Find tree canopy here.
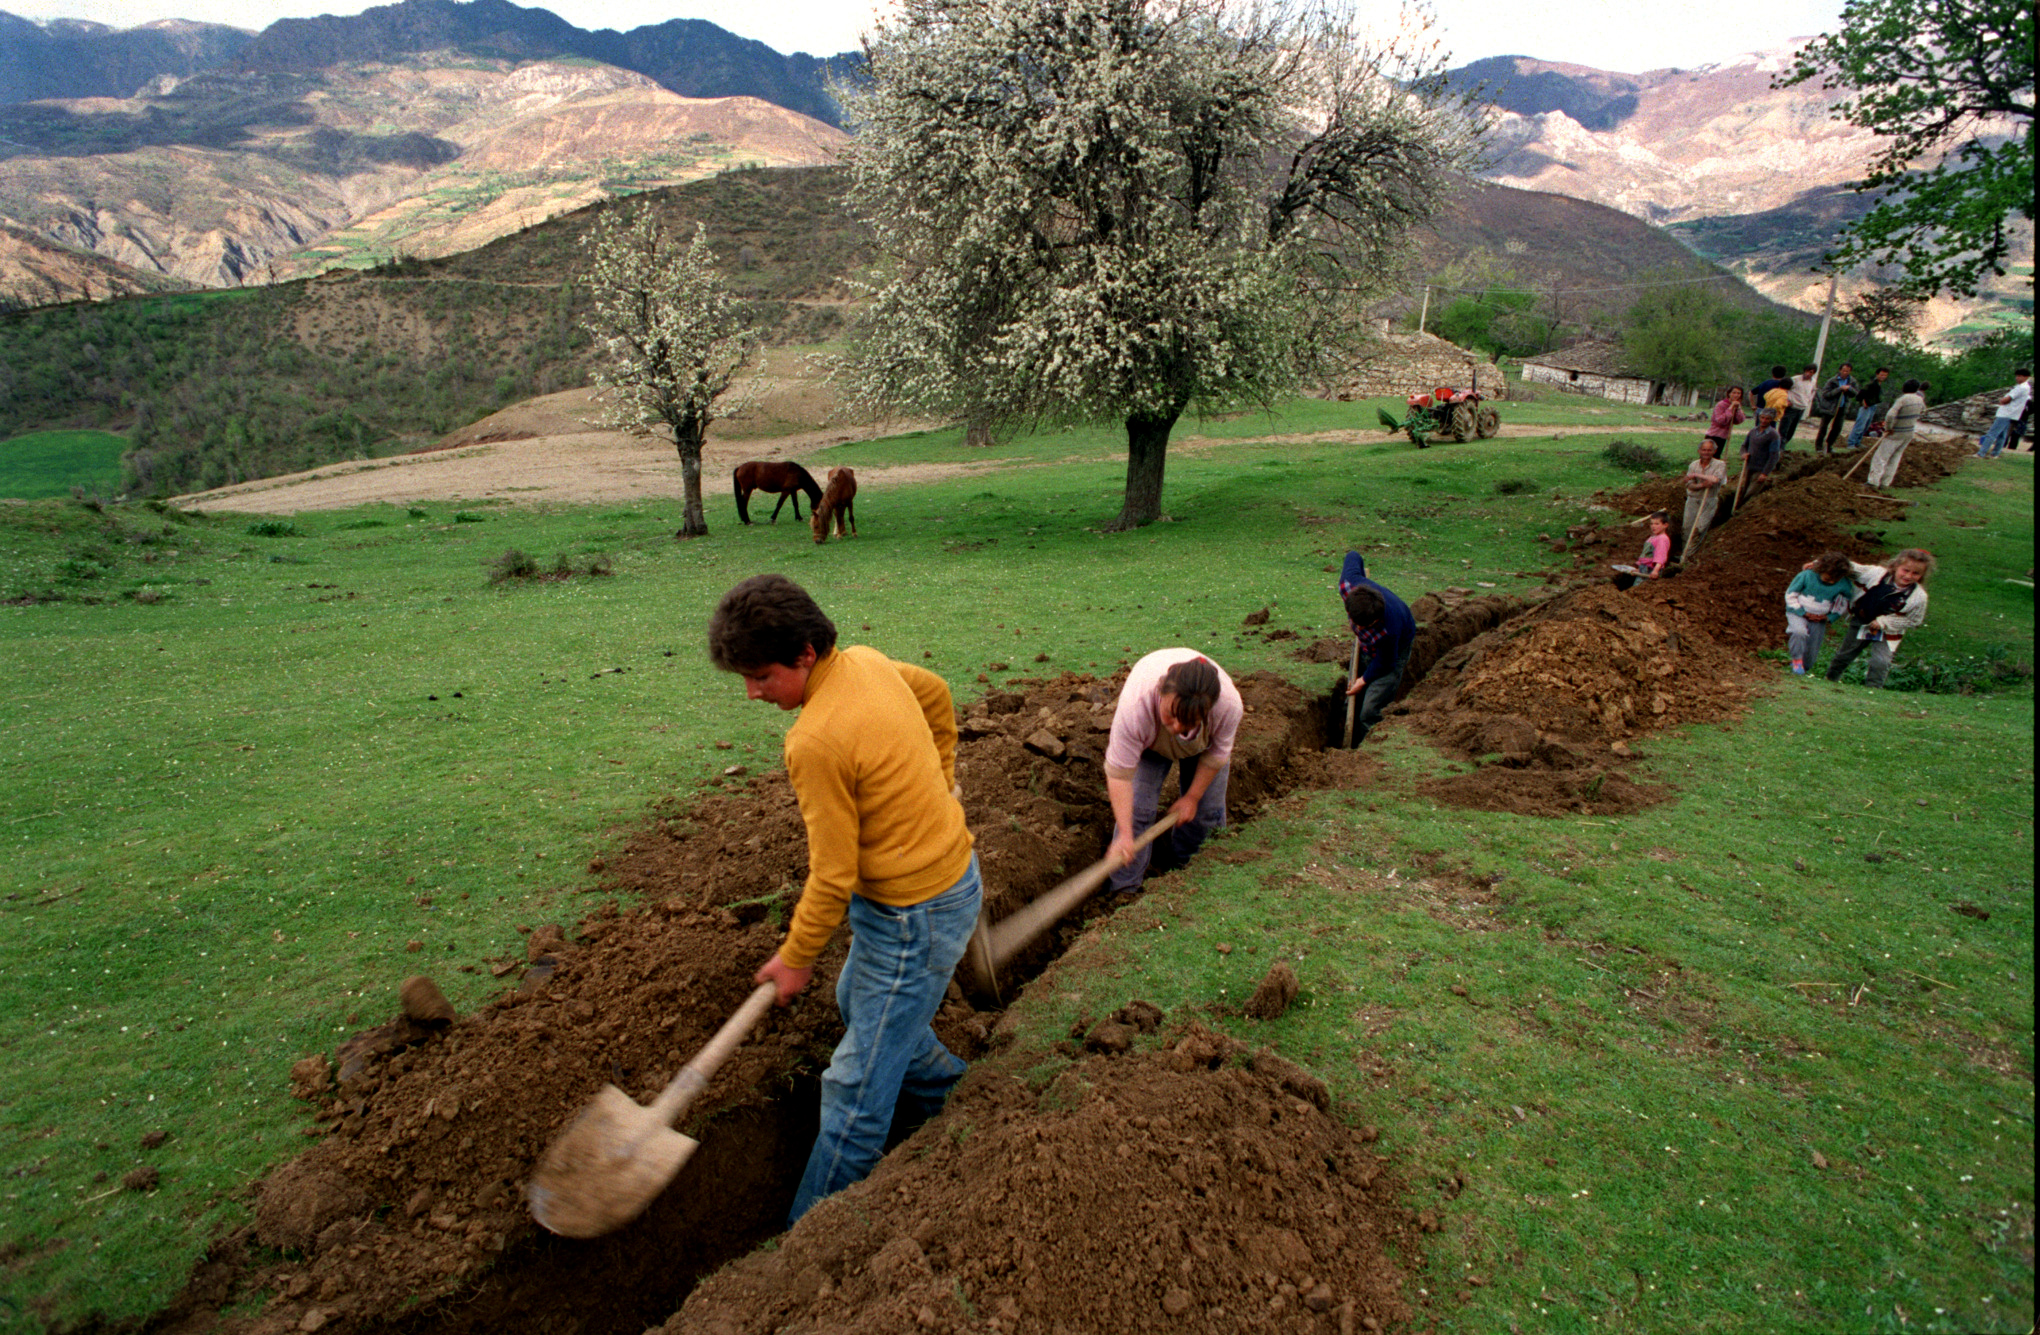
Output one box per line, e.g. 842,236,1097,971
838,0,1483,528
581,206,758,537
1778,0,2035,297
1620,282,1745,393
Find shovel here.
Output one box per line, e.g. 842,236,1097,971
962,812,1179,1003
528,980,778,1238
1343,639,1361,748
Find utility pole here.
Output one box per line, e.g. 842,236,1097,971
1811,271,1838,371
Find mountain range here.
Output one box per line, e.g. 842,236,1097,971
0,6,2027,345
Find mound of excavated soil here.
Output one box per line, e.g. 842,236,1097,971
156,670,1365,1335
1392,448,1951,815
672,1021,1422,1335
1405,583,1749,757
1416,766,1677,818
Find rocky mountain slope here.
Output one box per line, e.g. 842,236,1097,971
0,10,249,103
1452,50,2032,343
0,52,844,301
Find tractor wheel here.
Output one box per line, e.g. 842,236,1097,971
1476,407,1501,439
1447,403,1475,442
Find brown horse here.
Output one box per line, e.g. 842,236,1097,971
733,460,822,525
810,468,857,544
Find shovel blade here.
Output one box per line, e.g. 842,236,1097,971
529,1085,700,1238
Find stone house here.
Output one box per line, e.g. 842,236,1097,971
1519,339,1704,406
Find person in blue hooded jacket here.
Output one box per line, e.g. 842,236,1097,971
1337,552,1416,747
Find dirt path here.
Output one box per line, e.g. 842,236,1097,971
173,389,1672,515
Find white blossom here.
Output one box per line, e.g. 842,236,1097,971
839,0,1484,528
582,205,761,537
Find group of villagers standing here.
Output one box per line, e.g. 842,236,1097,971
705,558,1410,1226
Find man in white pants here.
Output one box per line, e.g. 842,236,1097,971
1866,379,1927,488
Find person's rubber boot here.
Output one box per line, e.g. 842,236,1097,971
1791,659,1805,675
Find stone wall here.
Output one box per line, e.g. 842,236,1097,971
1328,330,1506,401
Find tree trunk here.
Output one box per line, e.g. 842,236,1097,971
673,424,708,538
1103,410,1180,531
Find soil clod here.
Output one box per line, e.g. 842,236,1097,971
400,975,459,1025
1244,962,1300,1019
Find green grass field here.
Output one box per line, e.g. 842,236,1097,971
0,430,129,501
0,405,2030,1331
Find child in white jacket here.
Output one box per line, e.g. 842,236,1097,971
1784,551,1857,675
1821,549,1933,688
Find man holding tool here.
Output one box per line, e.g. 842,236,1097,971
709,573,980,1225
1339,551,1416,747
1103,649,1242,892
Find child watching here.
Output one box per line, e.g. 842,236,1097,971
1784,551,1856,675
1821,549,1933,688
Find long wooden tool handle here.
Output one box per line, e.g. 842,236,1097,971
987,812,1181,970
647,981,777,1126
1343,640,1361,748
1840,447,1874,483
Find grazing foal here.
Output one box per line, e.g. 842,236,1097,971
810,468,858,544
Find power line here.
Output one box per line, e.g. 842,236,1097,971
1421,273,1740,298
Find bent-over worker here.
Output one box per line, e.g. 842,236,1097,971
1338,551,1416,746
709,574,980,1225
1104,649,1243,893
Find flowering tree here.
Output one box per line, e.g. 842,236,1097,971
839,0,1482,529
582,205,759,537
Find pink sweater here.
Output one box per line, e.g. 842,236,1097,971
1104,650,1244,780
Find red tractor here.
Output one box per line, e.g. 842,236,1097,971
1377,384,1501,447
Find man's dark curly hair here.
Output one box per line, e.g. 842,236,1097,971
708,574,838,671
1343,584,1386,629
1160,656,1219,733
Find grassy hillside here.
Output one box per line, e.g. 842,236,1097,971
0,168,863,497
0,401,2029,1330
0,428,128,499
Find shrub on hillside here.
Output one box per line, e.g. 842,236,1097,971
1603,440,1671,473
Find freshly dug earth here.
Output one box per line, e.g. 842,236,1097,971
151,670,1381,1335
672,1021,1423,1335
1379,445,1959,816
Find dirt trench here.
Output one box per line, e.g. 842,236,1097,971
137,443,1970,1334
144,669,1436,1335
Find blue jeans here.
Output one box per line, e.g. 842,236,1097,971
788,855,981,1224
1350,643,1412,746
1977,417,2015,457
1846,404,1880,449
1106,752,1228,891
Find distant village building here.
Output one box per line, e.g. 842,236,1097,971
1518,340,1704,406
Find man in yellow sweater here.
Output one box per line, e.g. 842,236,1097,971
708,574,980,1224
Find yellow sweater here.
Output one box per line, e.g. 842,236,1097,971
778,645,974,968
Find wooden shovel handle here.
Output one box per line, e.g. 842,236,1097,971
1343,639,1361,747
647,981,777,1126
987,812,1181,969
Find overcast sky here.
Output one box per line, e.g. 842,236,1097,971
14,0,1846,72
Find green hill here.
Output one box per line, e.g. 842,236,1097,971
0,427,127,499
0,167,864,496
